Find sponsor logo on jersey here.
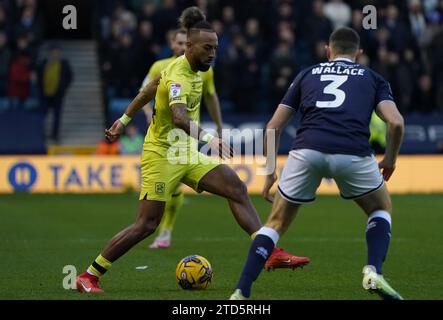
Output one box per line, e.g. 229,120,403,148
170,83,181,97
155,182,165,195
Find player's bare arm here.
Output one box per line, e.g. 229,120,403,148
262,105,294,202
171,103,233,159
105,75,161,142
204,92,223,135
376,100,405,181
142,104,153,124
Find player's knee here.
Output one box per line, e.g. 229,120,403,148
372,197,392,214
132,220,158,240
384,197,392,213
229,180,248,201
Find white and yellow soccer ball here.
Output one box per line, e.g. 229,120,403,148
175,255,213,290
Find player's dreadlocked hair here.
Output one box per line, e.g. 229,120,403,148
179,6,213,35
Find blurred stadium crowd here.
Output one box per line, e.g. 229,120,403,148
1,0,443,153
0,0,43,103
97,0,443,114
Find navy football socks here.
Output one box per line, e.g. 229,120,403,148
236,234,276,298
366,211,392,274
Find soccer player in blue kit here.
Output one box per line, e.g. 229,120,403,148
230,27,405,300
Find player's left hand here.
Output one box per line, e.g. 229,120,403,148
105,119,125,142
378,158,396,181
262,172,278,202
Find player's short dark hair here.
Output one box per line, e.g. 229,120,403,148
172,28,187,39
329,27,360,55
179,6,213,35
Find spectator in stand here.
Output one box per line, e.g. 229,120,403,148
412,74,435,113
7,51,32,104
152,0,179,44
135,20,158,83
277,1,297,30
138,1,156,23
37,44,73,143
244,18,263,62
101,19,123,94
14,3,43,46
15,32,37,67
439,0,443,18
112,2,137,34
0,3,12,37
119,123,144,155
220,5,240,37
323,0,351,29
96,138,120,155
109,33,138,97
304,0,333,48
0,31,10,96
269,40,299,110
427,27,443,111
408,0,427,42
396,47,422,112
382,4,412,54
232,43,260,113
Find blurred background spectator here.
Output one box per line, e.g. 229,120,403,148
96,137,120,155
7,51,32,103
37,43,72,143
94,0,443,115
120,123,144,155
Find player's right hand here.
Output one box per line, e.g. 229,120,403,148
262,172,278,202
378,158,396,181
105,119,125,142
210,137,234,160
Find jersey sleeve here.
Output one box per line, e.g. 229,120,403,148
166,73,191,107
375,74,394,106
280,70,305,110
202,67,215,97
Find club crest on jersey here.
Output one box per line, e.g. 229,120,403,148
170,83,181,98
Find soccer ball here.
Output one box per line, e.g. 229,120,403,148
175,255,213,290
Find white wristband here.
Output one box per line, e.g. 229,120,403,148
119,114,132,126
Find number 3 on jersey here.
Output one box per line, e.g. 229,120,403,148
316,75,348,108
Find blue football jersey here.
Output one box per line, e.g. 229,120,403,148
281,58,394,156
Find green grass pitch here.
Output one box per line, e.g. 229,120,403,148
1,193,442,300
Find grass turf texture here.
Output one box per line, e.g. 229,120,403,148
1,193,442,300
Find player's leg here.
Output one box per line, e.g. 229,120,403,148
230,149,323,299
77,200,165,293
77,148,181,293
195,164,262,235
355,184,392,274
101,200,165,261
231,192,307,299
333,154,403,299
355,186,403,299
149,185,185,249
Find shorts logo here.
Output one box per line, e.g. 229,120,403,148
155,182,165,195
170,83,181,98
